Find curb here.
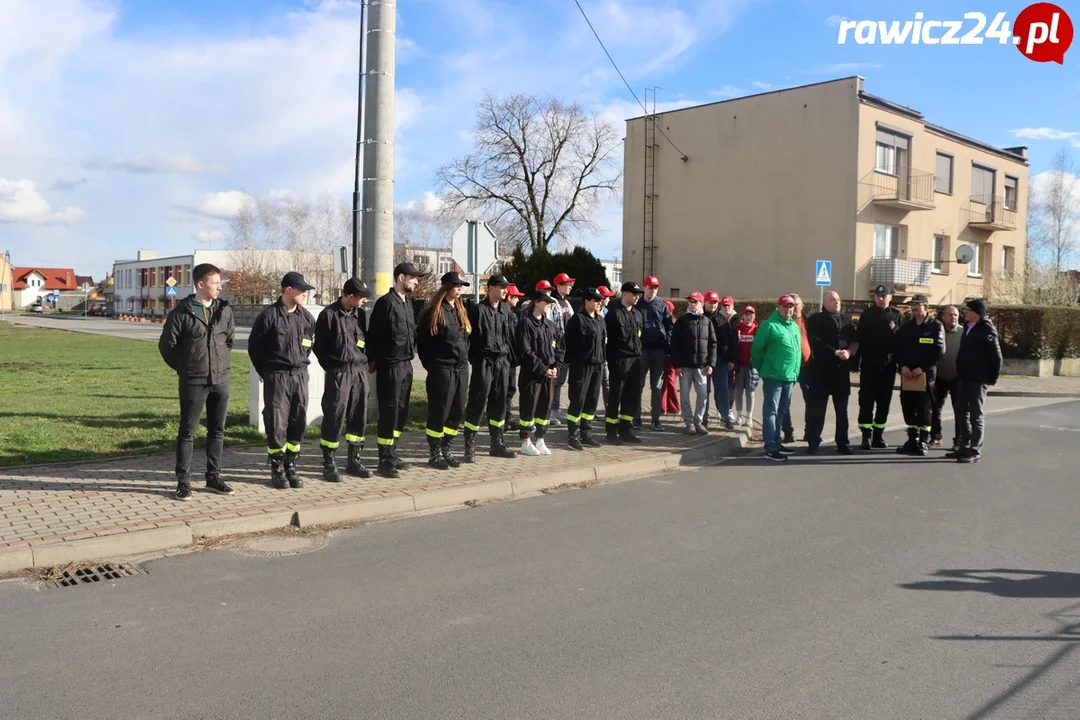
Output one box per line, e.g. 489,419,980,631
3,434,748,577
986,391,1080,399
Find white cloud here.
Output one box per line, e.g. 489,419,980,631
1011,127,1080,147
708,84,746,99
81,153,224,175
751,80,775,91
0,178,84,224
194,229,224,247
824,14,848,27
398,191,443,213
193,190,253,219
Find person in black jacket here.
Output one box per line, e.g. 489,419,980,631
607,281,646,444
892,294,945,456
503,284,525,426
158,263,235,501
855,284,904,449
564,287,607,450
248,272,317,489
950,298,1003,464
367,262,424,478
804,291,859,455
672,292,717,435
463,274,516,462
417,271,471,470
702,292,738,430
515,290,565,456
313,278,373,483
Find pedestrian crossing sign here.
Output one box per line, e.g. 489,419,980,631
815,260,832,286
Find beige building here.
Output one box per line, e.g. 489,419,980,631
0,251,12,311
622,77,1028,305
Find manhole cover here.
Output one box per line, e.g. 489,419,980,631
44,562,145,589
231,534,328,558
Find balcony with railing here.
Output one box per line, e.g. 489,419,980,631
870,257,932,288
859,167,936,210
967,195,1017,230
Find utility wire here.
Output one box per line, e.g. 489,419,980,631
573,0,688,161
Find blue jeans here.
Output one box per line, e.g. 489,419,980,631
708,369,733,423
762,379,795,453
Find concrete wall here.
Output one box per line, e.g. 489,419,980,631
622,77,862,300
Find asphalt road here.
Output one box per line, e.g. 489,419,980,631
0,313,255,352
2,398,1079,719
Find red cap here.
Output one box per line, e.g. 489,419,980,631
553,272,575,285
687,291,705,303
704,291,721,303
644,276,660,288
535,279,553,291
743,305,757,314
720,295,734,305
663,299,675,312
778,295,796,307
507,284,525,297
597,285,616,298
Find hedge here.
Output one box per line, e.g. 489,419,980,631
985,305,1080,359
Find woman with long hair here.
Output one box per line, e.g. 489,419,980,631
416,272,472,469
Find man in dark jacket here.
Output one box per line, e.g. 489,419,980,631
672,292,717,435
463,275,516,461
950,298,1002,464
248,272,318,489
636,275,674,430
855,284,904,449
563,287,607,450
702,292,738,431
930,305,963,448
608,281,646,444
503,284,525,426
158,263,235,500
804,291,858,455
313,278,372,483
892,294,945,456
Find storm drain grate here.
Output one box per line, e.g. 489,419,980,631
45,562,146,589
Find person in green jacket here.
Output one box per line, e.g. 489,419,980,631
750,295,803,461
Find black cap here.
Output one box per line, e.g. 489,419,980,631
342,278,371,298
486,274,509,287
873,284,890,295
393,262,426,278
580,287,603,301
282,271,315,292
909,293,928,304
621,281,645,295
440,271,470,287
531,290,554,303
965,298,988,317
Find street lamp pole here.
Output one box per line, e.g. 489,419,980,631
351,1,367,280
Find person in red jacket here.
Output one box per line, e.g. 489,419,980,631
733,306,760,426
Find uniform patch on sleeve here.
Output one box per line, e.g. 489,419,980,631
301,337,313,348
918,337,934,344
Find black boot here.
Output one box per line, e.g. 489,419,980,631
896,428,918,455
580,420,602,448
427,436,449,470
783,429,796,445
377,444,399,478
269,454,288,489
606,421,623,445
346,443,372,478
871,427,889,449
489,428,516,458
860,429,872,451
567,420,584,450
440,434,461,468
391,441,410,471
913,430,929,456
284,449,303,488
618,419,642,444
463,429,478,463
321,445,342,482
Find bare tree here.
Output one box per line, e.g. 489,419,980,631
435,92,622,251
1031,148,1079,273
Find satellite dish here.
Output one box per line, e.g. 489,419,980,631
955,245,975,265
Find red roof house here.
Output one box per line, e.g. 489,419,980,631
12,267,78,291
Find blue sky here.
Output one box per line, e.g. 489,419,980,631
1,0,1077,279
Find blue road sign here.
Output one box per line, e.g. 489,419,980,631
815,260,832,286
166,286,178,298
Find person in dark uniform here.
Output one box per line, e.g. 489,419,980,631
248,272,318,489
515,289,564,456
417,271,471,470
463,275,516,462
892,293,945,456
367,262,424,478
950,298,1003,464
606,281,646,445
855,284,903,450
313,278,373,483
563,287,607,450
804,291,859,455
503,284,525,426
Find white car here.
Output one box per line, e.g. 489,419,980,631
30,302,44,313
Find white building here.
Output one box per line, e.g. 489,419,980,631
600,257,622,287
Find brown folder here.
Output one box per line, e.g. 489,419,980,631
901,373,928,392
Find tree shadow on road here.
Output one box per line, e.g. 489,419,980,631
900,569,1080,599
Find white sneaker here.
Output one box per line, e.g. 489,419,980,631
535,439,552,455
520,440,541,457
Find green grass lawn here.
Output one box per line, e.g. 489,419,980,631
0,324,427,467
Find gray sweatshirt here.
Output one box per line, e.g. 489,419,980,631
936,324,963,380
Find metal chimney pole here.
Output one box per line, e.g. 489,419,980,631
361,0,396,296
350,1,367,280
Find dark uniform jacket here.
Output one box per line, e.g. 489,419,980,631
606,303,644,361
502,303,521,368
671,311,717,370
805,310,859,389
637,295,674,351
159,294,235,386
468,299,512,363
313,300,367,372
367,290,416,367
957,318,1003,385
247,298,316,378
855,304,903,371
417,301,470,370
893,315,946,383
712,311,740,367
515,312,565,381
564,310,606,366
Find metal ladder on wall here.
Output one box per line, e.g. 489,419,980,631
642,88,658,280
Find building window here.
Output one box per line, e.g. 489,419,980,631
932,235,949,274
1002,246,1015,272
669,287,680,298
874,224,901,258
967,242,984,277
934,153,953,194
612,267,622,284
971,164,995,203
437,256,454,275
183,265,191,289
875,129,909,175
1004,176,1019,211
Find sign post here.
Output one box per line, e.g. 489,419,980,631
451,220,498,303
815,259,832,309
